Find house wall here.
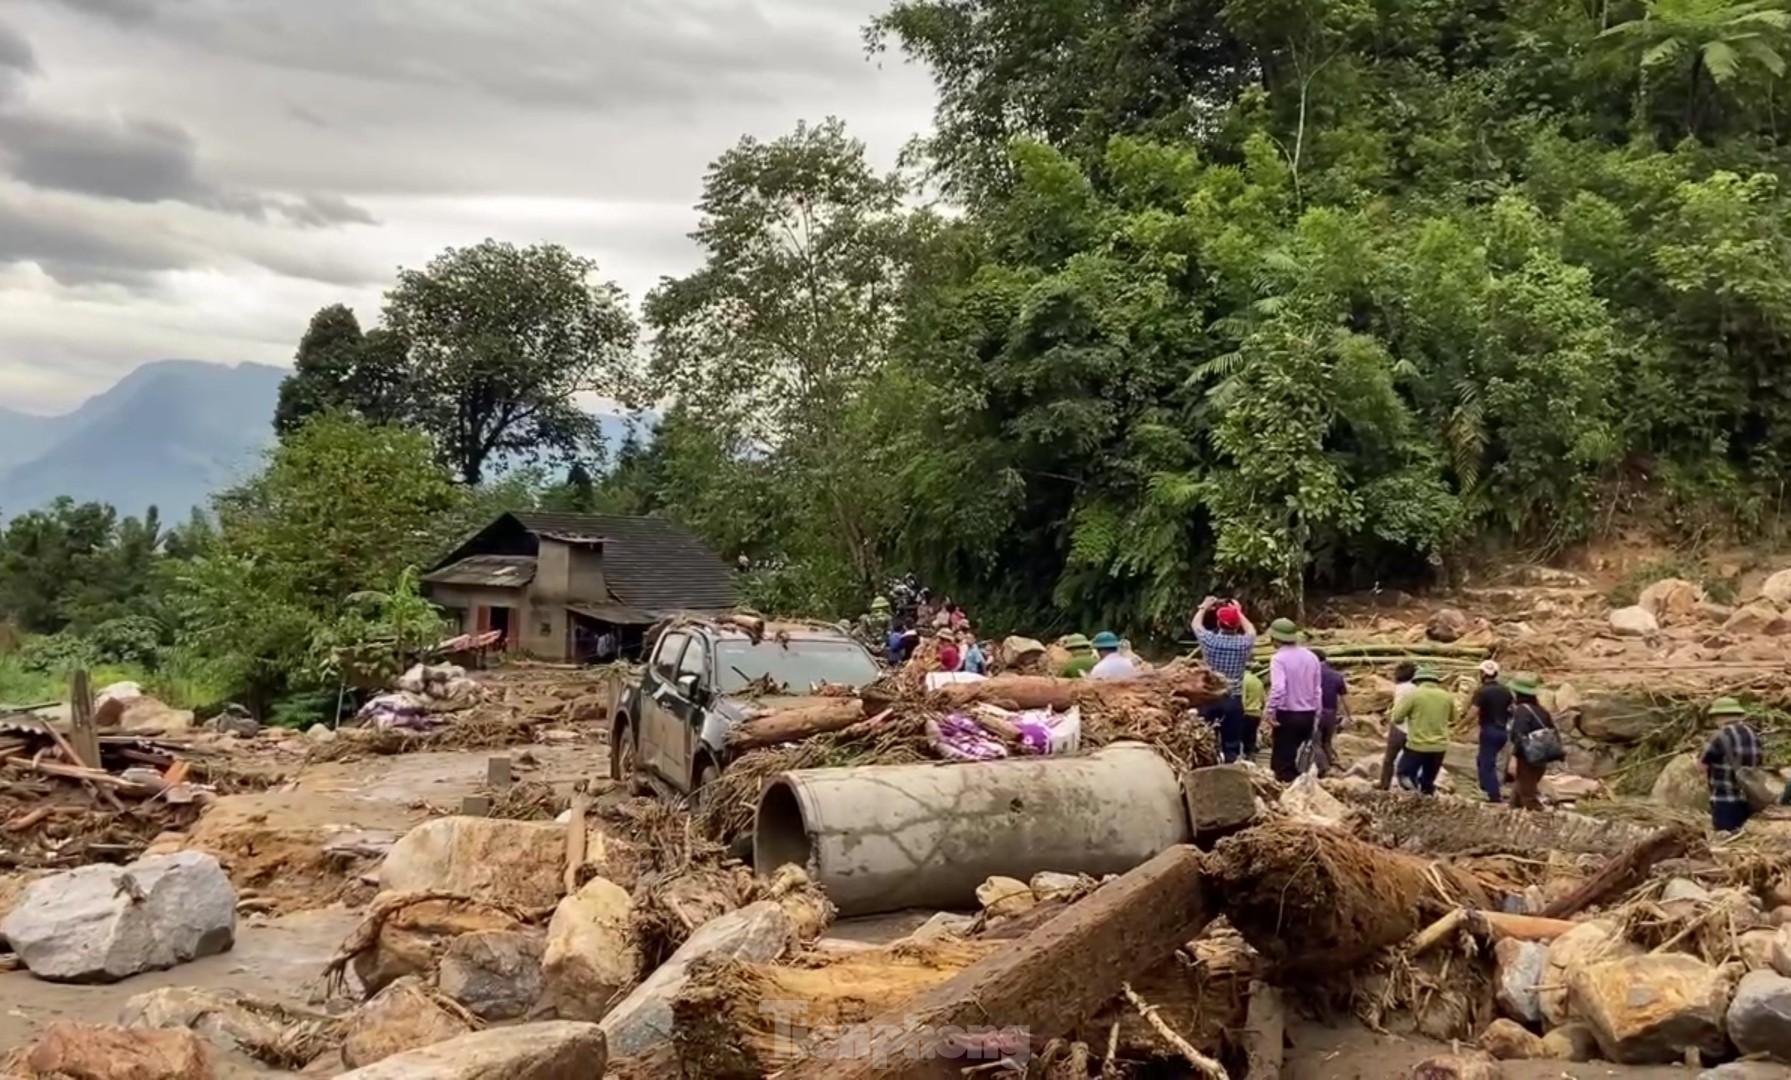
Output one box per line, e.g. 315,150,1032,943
425,584,544,653
520,585,567,658
535,540,572,603
567,546,607,603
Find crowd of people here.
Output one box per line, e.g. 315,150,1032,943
852,578,1776,833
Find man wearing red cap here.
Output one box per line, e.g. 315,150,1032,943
1192,596,1257,762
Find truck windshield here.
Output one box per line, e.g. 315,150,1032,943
714,639,879,695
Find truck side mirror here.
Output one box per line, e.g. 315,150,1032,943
677,673,703,700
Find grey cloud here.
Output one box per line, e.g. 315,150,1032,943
0,20,36,73
0,108,376,227
47,0,869,110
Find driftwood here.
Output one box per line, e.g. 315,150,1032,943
782,846,1214,1079
728,701,868,752
68,669,101,770
1242,981,1284,1080
1409,909,1580,957
1540,823,1698,918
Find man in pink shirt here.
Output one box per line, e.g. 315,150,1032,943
1265,618,1323,782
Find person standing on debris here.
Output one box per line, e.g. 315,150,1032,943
1507,673,1559,811
1378,661,1418,790
1467,659,1514,803
886,621,919,666
1059,634,1098,678
960,631,988,675
1701,697,1763,832
1313,650,1350,775
1088,631,1137,681
1265,618,1322,782
937,627,963,673
857,597,892,646
1391,667,1456,794
1192,597,1258,763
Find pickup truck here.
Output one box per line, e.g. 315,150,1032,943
608,618,880,797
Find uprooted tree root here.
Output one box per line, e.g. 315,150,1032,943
1206,820,1490,976
322,891,543,999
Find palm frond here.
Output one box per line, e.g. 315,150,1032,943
1643,37,1687,67
1703,38,1743,79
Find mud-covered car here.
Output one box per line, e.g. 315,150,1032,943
608,618,879,796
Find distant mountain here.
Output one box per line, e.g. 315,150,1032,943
0,361,653,520
0,360,286,520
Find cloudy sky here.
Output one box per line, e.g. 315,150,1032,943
0,0,937,415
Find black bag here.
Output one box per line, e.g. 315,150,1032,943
1516,706,1566,766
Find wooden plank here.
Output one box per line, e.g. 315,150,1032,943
1242,981,1285,1080
67,670,100,770
781,845,1212,1080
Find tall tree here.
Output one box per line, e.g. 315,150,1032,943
644,119,926,586
383,240,637,484
1602,0,1791,134
276,305,367,435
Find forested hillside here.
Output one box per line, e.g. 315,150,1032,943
613,0,1791,630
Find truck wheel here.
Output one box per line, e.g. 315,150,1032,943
690,757,722,812
610,719,644,794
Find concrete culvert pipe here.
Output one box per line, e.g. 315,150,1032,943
753,743,1190,917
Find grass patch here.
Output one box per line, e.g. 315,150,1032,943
0,654,229,711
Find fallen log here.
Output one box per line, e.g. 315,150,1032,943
729,701,868,753
1242,981,1284,1080
1206,820,1490,976
1540,823,1698,918
1328,784,1656,857
780,845,1214,1079
930,662,1227,713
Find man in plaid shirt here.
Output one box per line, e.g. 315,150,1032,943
1192,597,1257,762
1700,697,1762,832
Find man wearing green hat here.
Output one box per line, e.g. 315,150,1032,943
856,597,892,649
1390,667,1458,794
1506,673,1559,810
1265,618,1323,782
1700,697,1762,832
1059,634,1098,679
1088,631,1138,681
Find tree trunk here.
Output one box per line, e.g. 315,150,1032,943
1205,820,1490,976
929,664,1228,712
728,700,867,752
1539,824,1697,918
1242,981,1286,1080
780,845,1215,1079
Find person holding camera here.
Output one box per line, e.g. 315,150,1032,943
1191,596,1256,763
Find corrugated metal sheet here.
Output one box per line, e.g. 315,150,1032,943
421,554,537,589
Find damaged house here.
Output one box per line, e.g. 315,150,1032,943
421,511,737,661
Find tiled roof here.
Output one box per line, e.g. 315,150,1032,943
421,554,537,589
511,512,735,613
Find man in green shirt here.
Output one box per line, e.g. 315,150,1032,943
1390,667,1457,794
1060,633,1097,678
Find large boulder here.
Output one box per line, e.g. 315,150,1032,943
1742,928,1782,971
1493,938,1547,1024
1653,753,1712,813
20,1022,214,1079
542,877,638,1023
1569,952,1729,1064
600,900,793,1058
1608,605,1660,637
1761,569,1791,606
1477,1018,1546,1060
93,681,143,727
2,851,235,983
1772,925,1791,978
332,1022,605,1080
437,929,545,1022
1728,602,1790,638
1575,695,1666,744
341,976,473,1069
1729,969,1791,1061
1542,919,1636,1027
354,896,528,996
1640,578,1706,623
1427,608,1470,643
378,817,569,909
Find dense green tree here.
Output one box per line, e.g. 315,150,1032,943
384,240,637,484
